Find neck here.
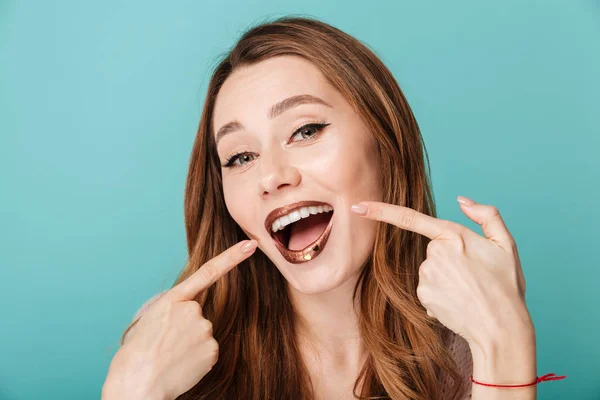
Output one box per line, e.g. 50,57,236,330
288,271,368,371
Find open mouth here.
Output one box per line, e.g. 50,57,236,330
264,201,334,264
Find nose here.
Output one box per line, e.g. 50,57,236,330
257,149,301,197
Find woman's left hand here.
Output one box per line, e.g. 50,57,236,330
351,196,534,349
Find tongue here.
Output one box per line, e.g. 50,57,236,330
287,212,331,251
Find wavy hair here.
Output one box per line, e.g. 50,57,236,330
121,15,469,400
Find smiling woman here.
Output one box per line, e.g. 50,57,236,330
114,16,474,400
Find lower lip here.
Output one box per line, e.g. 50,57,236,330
272,213,334,264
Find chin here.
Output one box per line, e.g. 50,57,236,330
244,202,375,295
263,217,371,296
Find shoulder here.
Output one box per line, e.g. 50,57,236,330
440,331,473,399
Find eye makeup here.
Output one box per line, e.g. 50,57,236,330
221,118,331,168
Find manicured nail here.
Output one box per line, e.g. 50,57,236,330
351,203,368,215
241,240,258,253
457,196,475,206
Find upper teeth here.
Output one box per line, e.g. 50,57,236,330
271,205,333,233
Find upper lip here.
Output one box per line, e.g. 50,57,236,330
264,200,333,235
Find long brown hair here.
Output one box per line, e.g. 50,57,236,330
121,15,469,400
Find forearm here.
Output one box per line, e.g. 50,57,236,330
469,321,537,400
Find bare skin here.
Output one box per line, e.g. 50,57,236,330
294,274,369,399
106,54,538,400
213,55,383,398
102,240,259,400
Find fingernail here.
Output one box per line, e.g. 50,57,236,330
457,196,475,206
351,203,368,215
241,240,258,253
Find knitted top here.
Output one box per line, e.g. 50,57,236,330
126,291,473,399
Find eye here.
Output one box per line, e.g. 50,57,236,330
290,122,328,142
222,119,331,169
223,152,257,168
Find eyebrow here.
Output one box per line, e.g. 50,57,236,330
214,94,333,147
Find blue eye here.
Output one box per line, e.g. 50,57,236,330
222,119,330,168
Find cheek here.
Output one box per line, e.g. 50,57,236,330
222,177,255,231
313,135,380,198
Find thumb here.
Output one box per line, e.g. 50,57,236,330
457,196,515,251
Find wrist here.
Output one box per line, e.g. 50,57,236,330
103,348,168,400
102,376,167,400
468,323,537,399
469,326,537,377
469,307,535,352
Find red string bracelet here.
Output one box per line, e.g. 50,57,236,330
470,373,567,388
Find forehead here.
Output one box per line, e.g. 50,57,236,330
212,56,335,135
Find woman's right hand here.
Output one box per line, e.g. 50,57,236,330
102,239,258,400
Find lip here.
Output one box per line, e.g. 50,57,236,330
264,200,334,265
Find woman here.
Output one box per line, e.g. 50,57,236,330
103,16,538,400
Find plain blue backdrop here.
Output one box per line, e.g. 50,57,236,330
1,1,598,399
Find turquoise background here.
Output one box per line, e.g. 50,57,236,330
1,1,598,399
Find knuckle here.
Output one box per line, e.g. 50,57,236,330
200,263,218,282
419,264,432,281
201,318,213,334
444,223,466,246
206,338,219,364
426,240,441,254
397,208,416,229
185,301,201,314
426,243,433,257
208,337,219,352
486,205,500,217
416,284,428,303
159,299,176,318
445,222,464,237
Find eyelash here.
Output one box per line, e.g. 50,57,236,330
222,118,331,168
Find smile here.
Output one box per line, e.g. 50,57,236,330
264,200,334,264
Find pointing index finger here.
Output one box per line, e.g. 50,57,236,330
169,240,257,300
354,201,445,239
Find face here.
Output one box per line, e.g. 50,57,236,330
212,55,382,295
